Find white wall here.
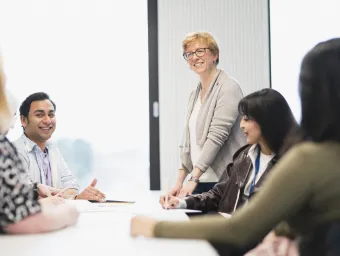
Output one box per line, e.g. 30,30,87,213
270,0,340,122
158,0,270,189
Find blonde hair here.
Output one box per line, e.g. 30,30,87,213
0,56,11,134
182,32,220,64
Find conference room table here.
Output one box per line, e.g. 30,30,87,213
0,191,218,256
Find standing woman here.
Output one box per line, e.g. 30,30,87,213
0,56,79,234
170,32,245,197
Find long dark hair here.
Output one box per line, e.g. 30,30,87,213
238,88,299,157
299,38,340,142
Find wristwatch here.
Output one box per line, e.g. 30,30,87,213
188,176,200,184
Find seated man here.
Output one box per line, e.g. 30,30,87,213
13,92,105,201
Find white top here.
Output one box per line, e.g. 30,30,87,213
189,93,218,182
244,144,275,196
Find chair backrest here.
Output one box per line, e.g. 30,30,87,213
299,221,340,256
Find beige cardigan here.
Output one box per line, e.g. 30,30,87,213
180,69,245,177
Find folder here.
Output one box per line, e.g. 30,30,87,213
88,199,135,204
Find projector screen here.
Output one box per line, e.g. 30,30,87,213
269,0,340,122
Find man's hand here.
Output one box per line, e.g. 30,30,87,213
178,181,197,198
76,178,106,202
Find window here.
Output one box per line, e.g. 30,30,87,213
270,0,340,122
1,0,150,198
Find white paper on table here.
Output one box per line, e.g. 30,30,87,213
65,199,97,212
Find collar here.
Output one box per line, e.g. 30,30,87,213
235,144,275,188
21,133,52,153
247,144,260,164
247,144,275,163
198,69,222,91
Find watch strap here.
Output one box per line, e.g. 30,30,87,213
188,176,200,183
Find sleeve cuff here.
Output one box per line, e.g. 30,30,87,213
175,198,187,209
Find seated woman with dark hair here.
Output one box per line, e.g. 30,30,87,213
160,88,299,215
131,38,340,256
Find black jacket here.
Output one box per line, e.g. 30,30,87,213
185,145,277,213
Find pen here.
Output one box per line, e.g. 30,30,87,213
164,178,169,209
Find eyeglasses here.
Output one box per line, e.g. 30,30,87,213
183,48,210,60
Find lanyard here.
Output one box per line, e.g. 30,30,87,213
249,145,261,195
